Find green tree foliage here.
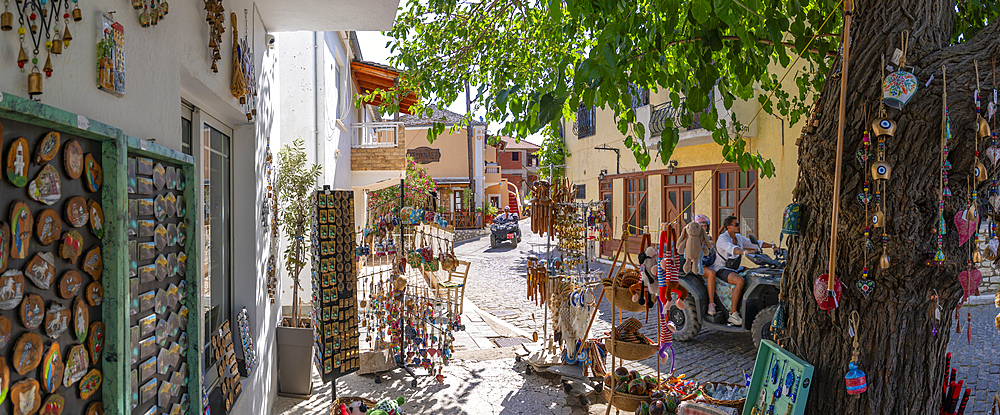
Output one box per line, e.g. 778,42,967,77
364,0,997,174
534,125,566,182
275,138,323,327
369,154,438,216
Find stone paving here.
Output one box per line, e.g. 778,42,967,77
946,302,1000,413
456,219,757,384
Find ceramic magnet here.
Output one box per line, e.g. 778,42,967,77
130,326,139,365
154,225,167,250
62,345,88,387
137,157,153,175
28,164,61,205
167,312,180,337
24,252,56,289
140,356,156,381
128,158,136,193
64,196,88,228
155,318,168,346
154,194,167,221
10,378,40,415
12,332,43,375
139,314,156,336
40,342,63,393
157,348,169,375
139,335,155,359
78,369,101,400
157,375,171,407
44,303,70,339
153,163,166,190
83,154,102,192
0,270,24,310
58,231,83,264
6,137,30,187
178,305,189,329
138,220,154,238
34,209,60,246
10,200,33,259
85,282,102,306
167,283,178,308
63,140,83,180
0,223,9,274
168,253,178,277
34,132,60,165
178,223,187,247
165,192,177,217
167,223,177,247
129,368,138,408
137,177,153,195
87,321,103,364
39,393,64,415
58,271,81,299
176,195,186,217
166,166,176,189
72,297,88,343
130,278,139,315
88,200,104,239
177,168,185,191
82,246,102,279
140,379,157,403
138,265,155,284
20,294,44,329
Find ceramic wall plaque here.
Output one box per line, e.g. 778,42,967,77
85,282,102,306
154,225,167,250
88,200,103,239
64,196,88,228
138,265,155,284
139,356,156,381
177,168,185,191
73,297,88,343
0,270,24,310
157,376,171,408
139,290,154,312
39,393,64,415
138,220,154,238
139,314,155,336
137,198,153,216
0,357,9,408
6,137,30,187
137,157,153,175
63,140,83,180
78,368,101,399
139,336,155,359
82,246,102,279
58,271,81,299
10,378,40,415
10,200,33,259
155,319,168,345
130,326,139,364
154,194,167,221
87,322,103,364
168,253,178,277
165,192,177,217
86,401,102,415
0,316,11,348
28,164,61,206
20,294,44,329
83,154,102,192
178,253,187,277
58,231,83,264
41,343,63,393
34,209,61,246
0,222,9,273
155,255,168,281
139,379,156,404
62,345,88,387
176,195,186,217
34,132,61,165
154,289,167,314
166,166,176,189
12,332,43,375
167,283,178,309
157,348,169,375
127,158,136,194
25,252,56,289
153,163,166,190
167,312,180,337
167,223,177,247
178,306,189,328
44,303,70,339
137,177,153,195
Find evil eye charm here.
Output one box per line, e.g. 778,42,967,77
871,118,897,137
871,161,892,180
872,211,885,228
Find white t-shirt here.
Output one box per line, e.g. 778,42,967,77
711,232,760,271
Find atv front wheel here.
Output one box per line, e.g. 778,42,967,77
669,296,701,341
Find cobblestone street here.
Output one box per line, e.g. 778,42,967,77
456,219,756,384
946,302,1000,413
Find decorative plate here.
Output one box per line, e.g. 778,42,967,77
19,294,44,330
165,192,177,217
154,194,167,221
87,322,104,364
153,163,166,190
10,200,33,259
88,200,104,239
83,154,102,192
39,393,64,415
0,271,24,310
155,225,167,250
82,246,102,279
62,345,88,387
63,139,83,180
6,137,30,187
43,303,70,339
41,342,63,393
137,157,153,175
73,298,88,343
58,271,81,299
0,223,8,274
25,252,56,289
12,332,43,375
166,166,176,189
58,231,84,264
28,164,61,206
35,209,61,246
78,369,101,400
85,282,103,306
34,132,60,165
155,255,168,281
64,196,88,228
10,378,40,415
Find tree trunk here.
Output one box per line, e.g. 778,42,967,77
786,1,1000,413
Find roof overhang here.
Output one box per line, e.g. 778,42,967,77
351,61,418,115
257,0,401,32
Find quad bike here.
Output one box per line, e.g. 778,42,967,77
489,215,521,249
668,236,786,348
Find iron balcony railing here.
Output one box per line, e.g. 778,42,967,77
352,122,403,148
649,102,711,137
573,106,596,138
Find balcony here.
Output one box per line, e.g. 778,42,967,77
351,122,406,171
485,164,501,184
649,101,711,137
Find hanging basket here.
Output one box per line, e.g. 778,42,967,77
605,285,648,313
606,338,658,361
698,381,748,408
331,396,377,414
603,389,651,413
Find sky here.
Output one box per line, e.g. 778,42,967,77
355,31,545,145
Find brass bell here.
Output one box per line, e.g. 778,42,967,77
62,24,72,46
131,0,143,9
17,44,28,68
213,50,221,60
211,62,218,73
880,253,890,269
978,116,991,139
42,54,52,77
871,161,892,180
246,112,252,121
976,160,989,183
967,205,978,221
239,96,246,104
150,10,158,25
139,11,150,27
872,210,885,228
871,118,897,137
973,248,983,263
1,11,12,31
28,68,42,96
50,34,62,55
157,5,165,19
209,37,217,49
72,6,81,22
30,23,37,33
161,2,169,15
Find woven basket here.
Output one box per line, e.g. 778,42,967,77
603,389,651,412
606,337,658,361
698,382,748,408
604,285,647,313
331,396,377,414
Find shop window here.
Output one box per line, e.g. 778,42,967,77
202,120,233,385
717,169,757,237
626,178,647,235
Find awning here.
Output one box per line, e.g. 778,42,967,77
351,60,418,115
256,0,400,32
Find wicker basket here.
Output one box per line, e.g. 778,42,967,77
603,389,651,412
604,285,648,312
698,381,748,408
606,337,658,361
331,396,377,414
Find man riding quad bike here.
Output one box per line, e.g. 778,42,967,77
489,206,521,249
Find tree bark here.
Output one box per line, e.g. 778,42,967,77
786,1,1000,413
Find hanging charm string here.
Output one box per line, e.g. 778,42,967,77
936,66,950,263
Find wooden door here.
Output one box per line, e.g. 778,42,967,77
662,173,694,238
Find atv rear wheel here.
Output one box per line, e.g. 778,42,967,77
669,296,700,341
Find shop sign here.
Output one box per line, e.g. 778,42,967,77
407,147,441,164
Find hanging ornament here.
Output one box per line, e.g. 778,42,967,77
936,66,951,263
845,311,867,396
882,31,918,109
1,0,13,31
931,290,942,336
5,0,81,96
204,0,225,73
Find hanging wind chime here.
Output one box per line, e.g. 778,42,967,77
937,66,952,264
856,102,875,299
2,0,81,97
131,0,168,28
229,12,248,103
204,0,224,73
844,311,867,396
235,9,257,121
985,59,1000,268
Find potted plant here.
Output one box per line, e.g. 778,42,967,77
274,138,322,397
485,204,498,223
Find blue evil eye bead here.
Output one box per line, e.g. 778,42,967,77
880,119,891,128
877,165,887,175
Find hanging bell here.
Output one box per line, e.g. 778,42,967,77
880,253,890,269
50,34,62,55
17,44,28,69
211,61,218,73
157,4,164,19
42,54,52,77
62,24,72,45
209,37,217,49
973,248,983,263
139,11,150,27
871,118,897,137
150,9,158,25
967,204,978,220
845,362,868,395
239,96,246,105
978,116,992,139
1,11,12,31
72,6,81,22
871,161,892,180
131,0,143,9
245,112,252,121
160,1,169,15
872,211,885,228
28,68,43,96
30,23,37,33
975,160,989,183
213,50,221,60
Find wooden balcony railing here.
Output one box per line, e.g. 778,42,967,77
447,211,486,229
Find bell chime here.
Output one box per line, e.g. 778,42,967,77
205,0,225,73
131,0,168,28
2,0,82,97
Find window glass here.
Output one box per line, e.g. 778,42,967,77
511,152,520,161
181,117,192,155
626,178,647,235
717,169,757,237
202,124,232,375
